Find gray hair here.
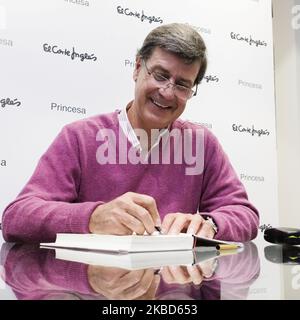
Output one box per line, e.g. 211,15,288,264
137,23,207,85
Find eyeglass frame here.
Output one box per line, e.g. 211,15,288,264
141,58,198,100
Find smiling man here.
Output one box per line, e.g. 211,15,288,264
2,23,259,243
129,48,200,134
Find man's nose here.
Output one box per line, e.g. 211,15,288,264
158,83,176,99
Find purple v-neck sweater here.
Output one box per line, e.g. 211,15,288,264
2,111,259,243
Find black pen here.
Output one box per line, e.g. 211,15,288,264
155,226,163,234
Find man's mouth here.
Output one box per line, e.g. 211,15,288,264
150,98,172,110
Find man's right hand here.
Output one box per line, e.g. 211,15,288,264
89,192,161,235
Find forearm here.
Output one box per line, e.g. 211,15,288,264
1,124,105,243
200,131,260,241
2,197,103,243
204,204,259,241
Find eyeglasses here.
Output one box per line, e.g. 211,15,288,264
142,59,198,100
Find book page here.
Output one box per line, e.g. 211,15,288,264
41,233,195,252
41,233,244,253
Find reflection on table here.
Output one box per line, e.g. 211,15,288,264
0,242,260,300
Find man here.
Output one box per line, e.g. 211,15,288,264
2,23,259,243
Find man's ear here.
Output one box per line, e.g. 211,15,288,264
133,56,142,82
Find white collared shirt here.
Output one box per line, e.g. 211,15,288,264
117,107,169,158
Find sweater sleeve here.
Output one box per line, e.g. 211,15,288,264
199,131,259,241
1,125,103,243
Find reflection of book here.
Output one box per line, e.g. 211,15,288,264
49,247,241,270
40,233,243,253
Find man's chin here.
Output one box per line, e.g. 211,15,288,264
143,110,173,128
143,117,171,131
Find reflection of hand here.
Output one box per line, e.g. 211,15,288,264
161,259,217,286
89,192,161,235
87,265,160,300
161,213,215,238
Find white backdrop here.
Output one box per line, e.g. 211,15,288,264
0,0,277,228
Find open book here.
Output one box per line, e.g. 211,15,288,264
48,247,242,270
40,233,243,253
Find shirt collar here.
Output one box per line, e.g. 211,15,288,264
117,103,169,152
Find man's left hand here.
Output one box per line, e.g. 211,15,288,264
161,213,215,238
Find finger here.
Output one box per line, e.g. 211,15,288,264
186,214,205,234
117,210,147,235
109,269,145,298
130,193,161,226
168,214,193,235
126,201,157,234
161,213,177,233
122,268,154,300
87,266,130,295
167,265,190,284
199,259,217,278
137,274,160,300
89,205,134,235
196,220,215,238
186,265,204,285
160,266,176,284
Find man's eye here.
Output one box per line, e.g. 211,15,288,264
176,85,189,92
153,72,167,81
